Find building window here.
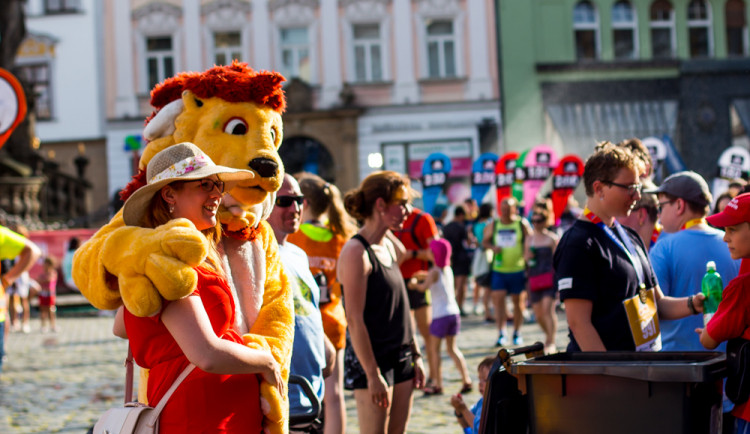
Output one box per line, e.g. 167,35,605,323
573,1,600,60
726,0,748,56
146,37,175,90
280,27,310,82
426,19,457,78
353,23,383,82
44,0,80,14
214,32,242,65
650,0,675,59
687,0,712,57
18,64,52,120
612,0,638,59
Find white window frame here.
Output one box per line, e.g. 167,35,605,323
202,1,252,68
342,1,391,84
351,23,385,83
279,27,311,81
612,0,639,59
17,61,54,120
649,0,676,58
212,31,244,65
133,5,182,94
687,0,714,57
415,0,464,80
272,5,318,85
44,0,81,14
573,0,601,60
424,19,458,79
144,36,176,91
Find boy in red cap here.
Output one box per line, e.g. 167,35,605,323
699,192,750,432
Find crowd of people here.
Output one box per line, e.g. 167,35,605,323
5,136,750,433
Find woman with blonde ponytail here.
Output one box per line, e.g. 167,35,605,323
287,172,356,434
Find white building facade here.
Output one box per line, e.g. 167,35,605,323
102,0,501,196
18,0,109,211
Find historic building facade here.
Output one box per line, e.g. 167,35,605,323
101,0,501,196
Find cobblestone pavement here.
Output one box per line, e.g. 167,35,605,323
0,305,569,433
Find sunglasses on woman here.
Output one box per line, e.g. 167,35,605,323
275,195,304,208
187,179,225,193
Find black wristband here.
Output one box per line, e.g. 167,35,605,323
688,295,698,315
455,410,463,418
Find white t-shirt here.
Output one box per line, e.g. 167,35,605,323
430,266,460,319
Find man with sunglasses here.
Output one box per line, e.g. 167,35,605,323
268,174,335,433
645,172,740,352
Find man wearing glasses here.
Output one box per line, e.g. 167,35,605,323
645,171,740,352
268,174,335,433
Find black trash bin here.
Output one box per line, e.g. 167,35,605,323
509,351,726,434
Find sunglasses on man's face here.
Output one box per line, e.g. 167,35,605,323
187,179,225,193
275,195,304,208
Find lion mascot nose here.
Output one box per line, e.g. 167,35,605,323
249,158,279,178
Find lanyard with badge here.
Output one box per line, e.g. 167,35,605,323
584,208,662,351
681,217,706,231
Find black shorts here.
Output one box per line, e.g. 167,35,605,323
452,259,472,277
344,344,416,390
529,287,556,304
475,272,492,287
406,280,430,309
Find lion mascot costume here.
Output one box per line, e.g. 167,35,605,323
73,62,294,433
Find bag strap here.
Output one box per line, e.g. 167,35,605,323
410,211,424,249
148,363,195,415
125,346,135,404
124,345,195,428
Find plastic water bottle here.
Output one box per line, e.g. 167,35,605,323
701,261,723,327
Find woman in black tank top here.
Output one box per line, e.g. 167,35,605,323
338,171,425,434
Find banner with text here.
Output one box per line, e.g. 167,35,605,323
422,153,452,216
471,153,498,204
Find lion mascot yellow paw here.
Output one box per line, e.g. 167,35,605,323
73,62,294,433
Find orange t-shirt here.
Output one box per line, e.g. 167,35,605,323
287,224,348,349
394,209,439,279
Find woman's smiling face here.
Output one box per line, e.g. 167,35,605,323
166,175,223,230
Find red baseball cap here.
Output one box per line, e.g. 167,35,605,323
706,193,750,228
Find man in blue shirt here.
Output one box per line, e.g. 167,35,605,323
268,174,334,432
646,171,740,351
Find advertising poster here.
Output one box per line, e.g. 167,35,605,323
522,145,558,212
712,146,750,201
421,152,452,216
471,152,498,204
513,149,529,206
495,151,519,209
551,154,585,224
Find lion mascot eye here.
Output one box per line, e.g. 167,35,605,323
270,127,276,143
224,118,248,135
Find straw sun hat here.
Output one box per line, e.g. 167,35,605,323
122,142,253,226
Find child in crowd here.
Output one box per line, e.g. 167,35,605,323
698,193,750,432
409,238,472,395
36,257,58,333
451,356,495,434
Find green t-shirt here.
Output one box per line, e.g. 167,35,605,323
491,219,525,273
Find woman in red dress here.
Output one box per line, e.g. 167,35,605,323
112,142,283,433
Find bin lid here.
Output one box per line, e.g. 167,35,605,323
511,351,727,382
